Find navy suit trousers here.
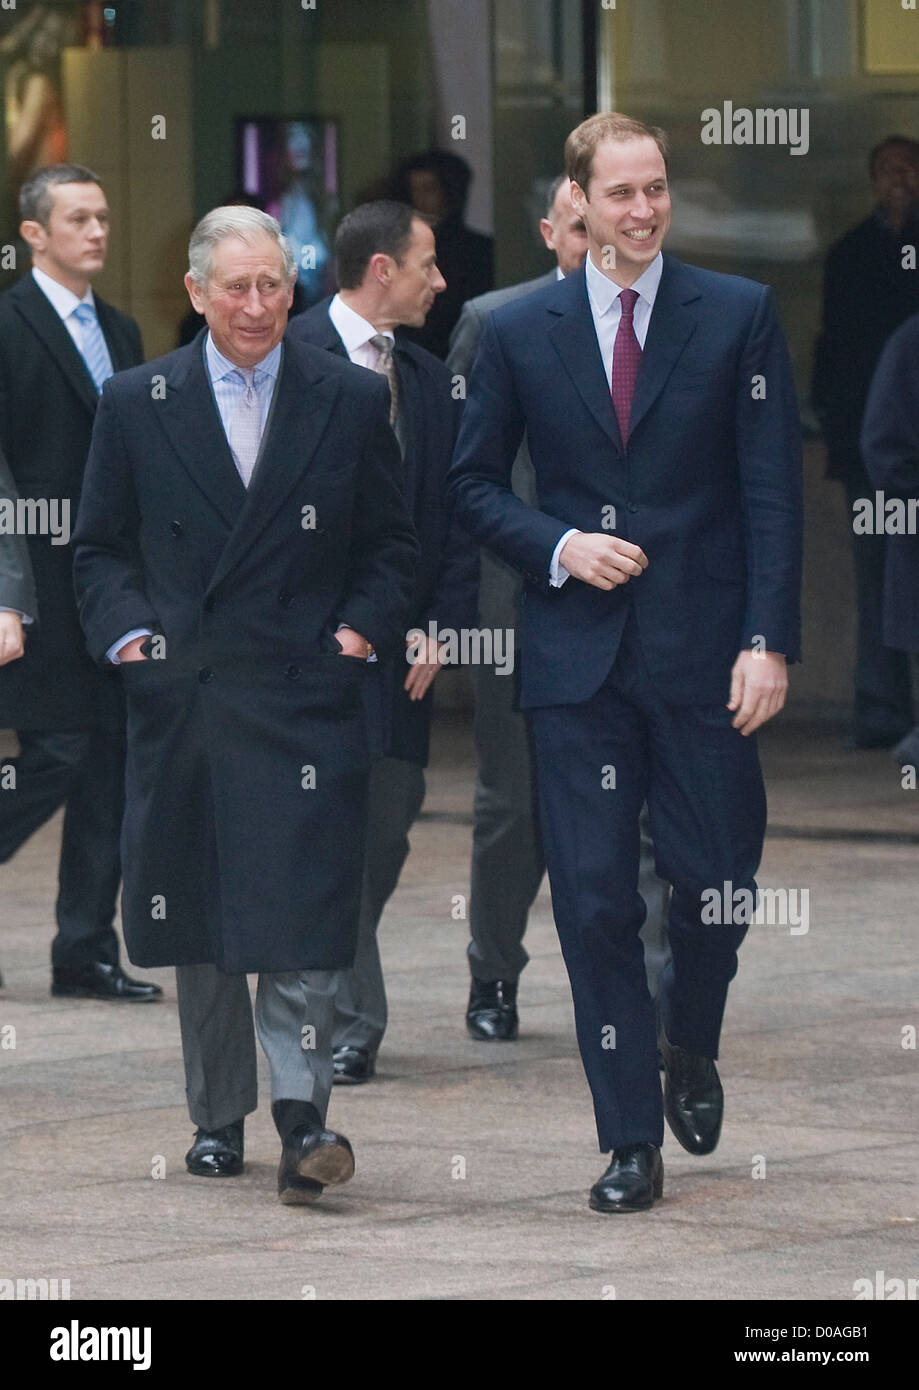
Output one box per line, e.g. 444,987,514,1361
528,609,766,1151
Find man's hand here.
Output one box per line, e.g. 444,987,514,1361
728,650,788,735
336,627,373,660
117,635,149,663
0,611,25,667
404,630,445,701
559,533,648,590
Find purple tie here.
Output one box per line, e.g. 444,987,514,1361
611,288,641,444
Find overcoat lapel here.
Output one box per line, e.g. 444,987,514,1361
152,334,247,530
206,340,343,591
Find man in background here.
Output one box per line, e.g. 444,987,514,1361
813,135,919,750
861,309,919,768
390,150,494,360
0,164,159,1003
448,175,671,1043
289,201,478,1084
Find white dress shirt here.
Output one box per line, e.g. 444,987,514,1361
549,250,664,586
32,265,100,356
328,293,395,367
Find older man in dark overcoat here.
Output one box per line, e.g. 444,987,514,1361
73,206,417,1204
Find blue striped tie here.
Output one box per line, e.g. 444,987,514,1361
72,302,114,394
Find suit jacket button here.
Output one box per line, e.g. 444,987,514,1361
279,591,293,608
170,521,183,536
198,666,213,683
627,504,638,514
285,664,301,680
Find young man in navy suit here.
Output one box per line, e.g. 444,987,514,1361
449,114,802,1212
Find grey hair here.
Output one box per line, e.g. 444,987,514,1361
187,205,297,285
20,164,102,225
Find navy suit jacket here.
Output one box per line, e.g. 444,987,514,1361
861,310,919,653
288,299,478,765
448,254,803,710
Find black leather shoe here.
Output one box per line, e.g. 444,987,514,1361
589,1144,663,1213
332,1045,375,1085
466,978,518,1040
659,1024,724,1155
51,962,163,1002
277,1123,355,1205
185,1120,244,1177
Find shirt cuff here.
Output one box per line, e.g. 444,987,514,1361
0,607,33,624
549,529,580,588
107,628,153,664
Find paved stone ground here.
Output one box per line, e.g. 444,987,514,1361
0,718,916,1301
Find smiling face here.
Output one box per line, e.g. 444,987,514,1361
570,135,671,286
21,181,110,293
184,232,294,368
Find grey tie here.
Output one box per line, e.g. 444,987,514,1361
228,367,261,486
369,333,399,426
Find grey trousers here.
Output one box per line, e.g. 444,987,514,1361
467,657,671,997
331,755,426,1055
175,963,342,1132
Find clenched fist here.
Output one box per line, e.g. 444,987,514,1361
559,532,648,590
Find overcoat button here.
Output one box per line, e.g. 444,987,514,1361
285,664,301,680
627,503,638,514
279,591,293,608
170,521,183,536
198,667,213,683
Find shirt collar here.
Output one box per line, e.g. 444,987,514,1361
585,249,663,315
329,293,395,355
204,332,282,384
32,266,96,321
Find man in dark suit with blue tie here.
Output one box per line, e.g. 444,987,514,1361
449,114,803,1212
0,165,159,1003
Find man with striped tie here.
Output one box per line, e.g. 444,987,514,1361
449,114,802,1213
0,164,159,1002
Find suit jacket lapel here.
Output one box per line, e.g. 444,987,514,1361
547,267,623,454
207,338,343,592
393,345,419,501
95,295,134,373
628,255,701,438
153,334,247,530
12,275,99,416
